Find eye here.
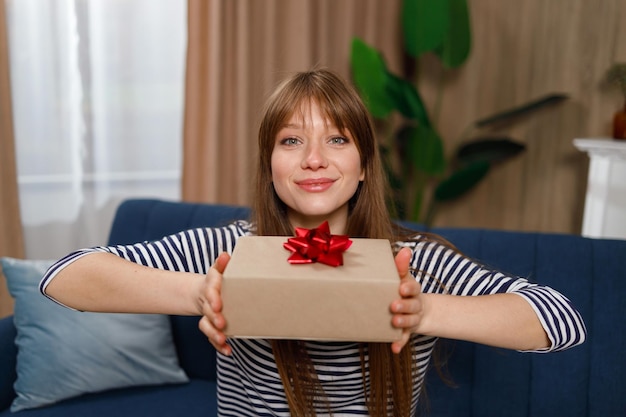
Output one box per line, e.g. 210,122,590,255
279,137,301,146
329,136,348,145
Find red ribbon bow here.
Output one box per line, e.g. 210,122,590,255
283,221,352,267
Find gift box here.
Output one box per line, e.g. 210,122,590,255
222,235,401,342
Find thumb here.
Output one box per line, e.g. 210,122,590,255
394,247,412,279
213,252,231,274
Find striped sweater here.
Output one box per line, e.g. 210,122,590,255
40,221,586,416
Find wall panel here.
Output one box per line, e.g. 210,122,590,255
427,0,625,233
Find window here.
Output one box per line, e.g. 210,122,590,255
6,0,187,258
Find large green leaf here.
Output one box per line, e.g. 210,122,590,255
402,0,449,57
434,160,490,202
456,138,525,165
350,38,395,118
385,72,431,126
400,125,446,175
473,93,569,128
435,0,471,68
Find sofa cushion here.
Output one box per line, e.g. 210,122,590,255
1,257,189,412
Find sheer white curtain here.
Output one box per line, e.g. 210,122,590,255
6,0,186,259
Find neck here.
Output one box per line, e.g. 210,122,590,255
287,209,348,235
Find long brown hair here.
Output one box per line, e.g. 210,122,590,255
252,68,416,416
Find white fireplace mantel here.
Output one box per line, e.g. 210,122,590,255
574,138,626,239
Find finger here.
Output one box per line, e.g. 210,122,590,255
398,276,421,299
198,315,224,344
394,247,412,279
392,313,421,333
391,295,422,316
391,330,411,354
202,299,226,330
198,316,232,356
207,253,230,313
206,280,223,314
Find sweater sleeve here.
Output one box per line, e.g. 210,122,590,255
39,221,251,305
399,238,587,353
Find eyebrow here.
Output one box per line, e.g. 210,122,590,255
279,117,347,136
280,122,342,132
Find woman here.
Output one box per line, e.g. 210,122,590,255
41,69,586,416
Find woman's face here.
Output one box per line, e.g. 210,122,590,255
270,100,364,234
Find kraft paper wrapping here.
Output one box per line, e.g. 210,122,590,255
222,236,401,342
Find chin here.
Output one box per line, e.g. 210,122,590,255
301,202,339,215
295,204,347,223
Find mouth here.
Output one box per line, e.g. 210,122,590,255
296,178,335,192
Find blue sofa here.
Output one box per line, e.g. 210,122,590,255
1,198,624,416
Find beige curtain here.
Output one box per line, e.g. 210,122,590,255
0,0,24,317
183,0,402,205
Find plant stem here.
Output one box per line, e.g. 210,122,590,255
411,171,428,223
433,68,445,128
423,199,438,229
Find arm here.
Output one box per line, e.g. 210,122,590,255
390,241,586,354
415,292,549,350
46,249,232,356
41,223,248,316
45,252,203,315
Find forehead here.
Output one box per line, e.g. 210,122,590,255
282,99,344,132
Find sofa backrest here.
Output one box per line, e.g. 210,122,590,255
109,198,626,417
420,227,625,417
107,198,252,245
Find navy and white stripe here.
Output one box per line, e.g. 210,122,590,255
40,222,587,415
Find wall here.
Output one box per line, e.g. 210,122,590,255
187,0,626,235
422,0,626,233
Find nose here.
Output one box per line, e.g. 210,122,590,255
301,141,328,170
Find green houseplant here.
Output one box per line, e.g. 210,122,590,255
350,0,568,225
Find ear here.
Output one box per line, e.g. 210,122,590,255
359,168,365,181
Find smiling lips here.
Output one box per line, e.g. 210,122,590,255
296,178,335,192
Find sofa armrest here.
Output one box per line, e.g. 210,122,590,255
0,315,17,411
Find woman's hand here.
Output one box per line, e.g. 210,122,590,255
390,247,423,354
198,252,232,356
